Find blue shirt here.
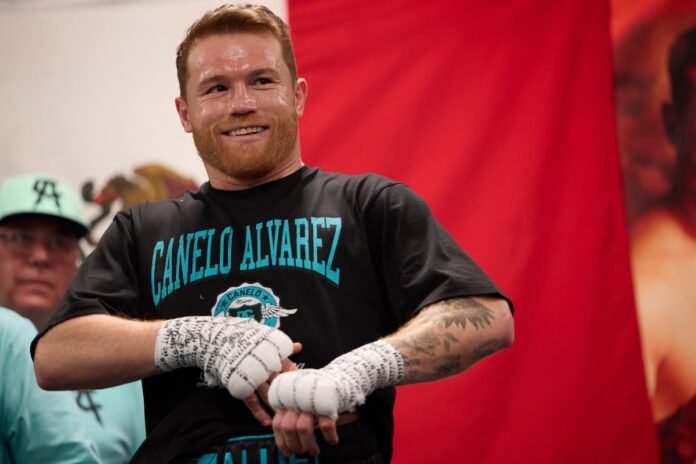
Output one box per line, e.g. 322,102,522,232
0,308,100,463
72,382,146,463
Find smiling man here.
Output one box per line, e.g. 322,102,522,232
33,4,514,464
175,26,306,189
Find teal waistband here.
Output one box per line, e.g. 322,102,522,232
195,434,319,464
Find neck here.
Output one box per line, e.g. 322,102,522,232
206,156,304,191
28,312,50,331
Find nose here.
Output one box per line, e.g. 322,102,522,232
229,82,256,116
26,239,52,265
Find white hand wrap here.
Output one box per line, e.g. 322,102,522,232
268,340,404,420
155,316,293,399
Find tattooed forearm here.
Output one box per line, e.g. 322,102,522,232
385,296,512,384
418,297,495,330
390,330,440,357
435,354,463,377
473,339,507,359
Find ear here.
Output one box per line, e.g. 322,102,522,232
175,97,193,133
294,78,308,117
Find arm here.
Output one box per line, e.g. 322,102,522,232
34,314,162,390
269,295,513,456
385,295,514,384
35,312,299,427
35,312,295,405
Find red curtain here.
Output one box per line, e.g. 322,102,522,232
289,0,658,461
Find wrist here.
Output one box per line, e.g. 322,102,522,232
268,339,405,419
324,339,405,400
154,315,294,400
154,315,251,372
155,316,213,371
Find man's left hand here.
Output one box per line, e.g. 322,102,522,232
272,409,338,457
243,342,302,427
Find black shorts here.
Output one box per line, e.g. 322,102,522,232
180,421,384,464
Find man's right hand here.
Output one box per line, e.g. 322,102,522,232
244,342,302,426
154,316,294,399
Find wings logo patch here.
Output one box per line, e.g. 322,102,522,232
211,282,296,329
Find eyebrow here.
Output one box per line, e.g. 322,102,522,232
249,68,282,78
197,75,225,91
197,67,282,88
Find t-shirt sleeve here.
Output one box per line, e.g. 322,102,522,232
363,183,511,325
0,310,100,463
32,210,144,354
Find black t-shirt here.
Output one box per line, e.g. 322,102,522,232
34,167,509,463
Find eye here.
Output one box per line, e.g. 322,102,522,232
254,77,274,86
48,235,77,254
12,231,35,246
206,84,227,94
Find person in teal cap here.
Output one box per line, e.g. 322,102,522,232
0,174,146,463
0,306,100,463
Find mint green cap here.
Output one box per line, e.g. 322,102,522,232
0,174,88,237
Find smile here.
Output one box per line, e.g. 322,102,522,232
222,126,268,136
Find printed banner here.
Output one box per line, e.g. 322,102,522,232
290,0,657,461
613,0,696,461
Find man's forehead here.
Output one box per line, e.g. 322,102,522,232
188,32,284,74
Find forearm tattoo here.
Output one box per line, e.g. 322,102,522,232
388,297,500,383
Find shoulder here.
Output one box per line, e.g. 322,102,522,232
630,207,696,360
0,308,36,345
0,309,36,394
106,189,205,235
306,167,401,193
306,167,420,208
630,207,696,279
123,189,203,217
631,207,691,254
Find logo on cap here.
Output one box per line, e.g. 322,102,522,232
32,178,62,212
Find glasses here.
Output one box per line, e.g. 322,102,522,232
0,228,79,260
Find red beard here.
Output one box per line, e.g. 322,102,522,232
192,108,299,180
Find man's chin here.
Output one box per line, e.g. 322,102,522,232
12,295,58,315
203,151,287,180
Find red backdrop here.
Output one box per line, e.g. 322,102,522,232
290,0,658,461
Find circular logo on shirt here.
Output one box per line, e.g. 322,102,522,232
211,282,297,328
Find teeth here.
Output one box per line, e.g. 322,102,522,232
226,126,265,136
